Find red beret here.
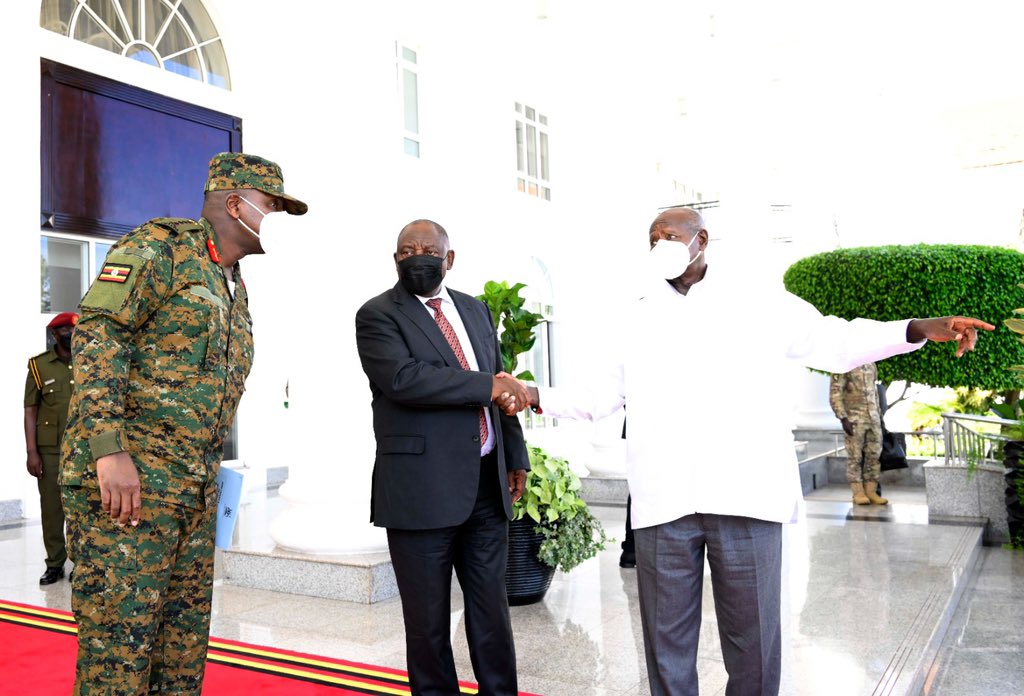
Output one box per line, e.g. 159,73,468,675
47,312,79,329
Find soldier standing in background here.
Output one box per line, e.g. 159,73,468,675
23,311,78,585
829,362,889,505
60,153,307,694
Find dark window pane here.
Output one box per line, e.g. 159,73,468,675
404,138,420,157
402,46,417,63
525,106,536,120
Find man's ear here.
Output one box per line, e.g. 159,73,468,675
446,250,455,270
225,192,243,219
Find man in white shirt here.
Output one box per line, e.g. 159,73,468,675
513,207,993,696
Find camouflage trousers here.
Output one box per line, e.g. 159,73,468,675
844,418,882,483
62,486,216,695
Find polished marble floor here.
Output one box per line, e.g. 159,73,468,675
2,484,1022,695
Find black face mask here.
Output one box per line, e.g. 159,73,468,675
398,255,444,297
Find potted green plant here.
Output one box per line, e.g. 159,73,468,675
1000,296,1024,550
477,280,612,604
505,445,611,604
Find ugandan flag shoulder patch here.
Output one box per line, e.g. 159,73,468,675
81,253,144,313
98,263,133,283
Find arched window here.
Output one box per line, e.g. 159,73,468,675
40,0,230,89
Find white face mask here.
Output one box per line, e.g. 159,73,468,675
236,195,277,254
649,233,703,280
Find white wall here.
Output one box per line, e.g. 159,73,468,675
6,1,1024,523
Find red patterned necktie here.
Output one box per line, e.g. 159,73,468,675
426,298,489,447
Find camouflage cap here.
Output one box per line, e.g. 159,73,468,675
204,152,308,215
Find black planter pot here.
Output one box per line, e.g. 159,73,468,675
505,517,555,606
1004,441,1024,542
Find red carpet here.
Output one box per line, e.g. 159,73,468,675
0,600,541,695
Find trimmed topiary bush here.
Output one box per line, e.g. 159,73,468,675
783,244,1024,390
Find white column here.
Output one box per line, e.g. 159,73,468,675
238,233,387,556
793,369,840,429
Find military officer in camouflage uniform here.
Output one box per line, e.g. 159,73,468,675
60,153,307,695
24,311,79,585
829,362,888,505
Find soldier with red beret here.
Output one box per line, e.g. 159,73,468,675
23,310,79,584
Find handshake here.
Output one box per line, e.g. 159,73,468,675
490,372,537,416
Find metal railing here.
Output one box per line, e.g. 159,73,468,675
824,427,943,459
941,412,1017,470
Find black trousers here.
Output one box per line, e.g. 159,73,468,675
387,453,517,696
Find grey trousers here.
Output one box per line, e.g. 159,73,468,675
634,513,782,696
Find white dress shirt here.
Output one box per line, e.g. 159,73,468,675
416,285,496,457
540,263,926,529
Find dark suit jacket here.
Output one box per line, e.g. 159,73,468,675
355,282,530,530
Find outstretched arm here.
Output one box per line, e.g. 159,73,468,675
906,317,995,357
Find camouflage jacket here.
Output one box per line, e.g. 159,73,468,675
828,362,880,422
60,218,254,509
24,347,74,453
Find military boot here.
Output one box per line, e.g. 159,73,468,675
864,480,889,505
850,482,870,505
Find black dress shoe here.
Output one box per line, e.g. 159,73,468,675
39,567,65,585
619,549,636,569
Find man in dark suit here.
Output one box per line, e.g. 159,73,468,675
355,219,531,696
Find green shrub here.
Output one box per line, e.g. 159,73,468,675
784,244,1024,390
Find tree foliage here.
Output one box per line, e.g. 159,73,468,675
783,244,1024,390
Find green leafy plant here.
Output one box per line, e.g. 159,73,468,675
476,281,544,381
516,445,610,573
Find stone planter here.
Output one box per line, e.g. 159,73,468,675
924,460,1009,544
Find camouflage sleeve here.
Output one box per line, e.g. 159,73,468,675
72,235,174,459
828,372,847,420
24,360,41,408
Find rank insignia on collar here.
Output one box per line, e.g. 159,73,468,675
98,263,133,283
207,239,221,264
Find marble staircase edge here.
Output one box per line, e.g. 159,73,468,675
219,545,397,604
873,524,985,696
